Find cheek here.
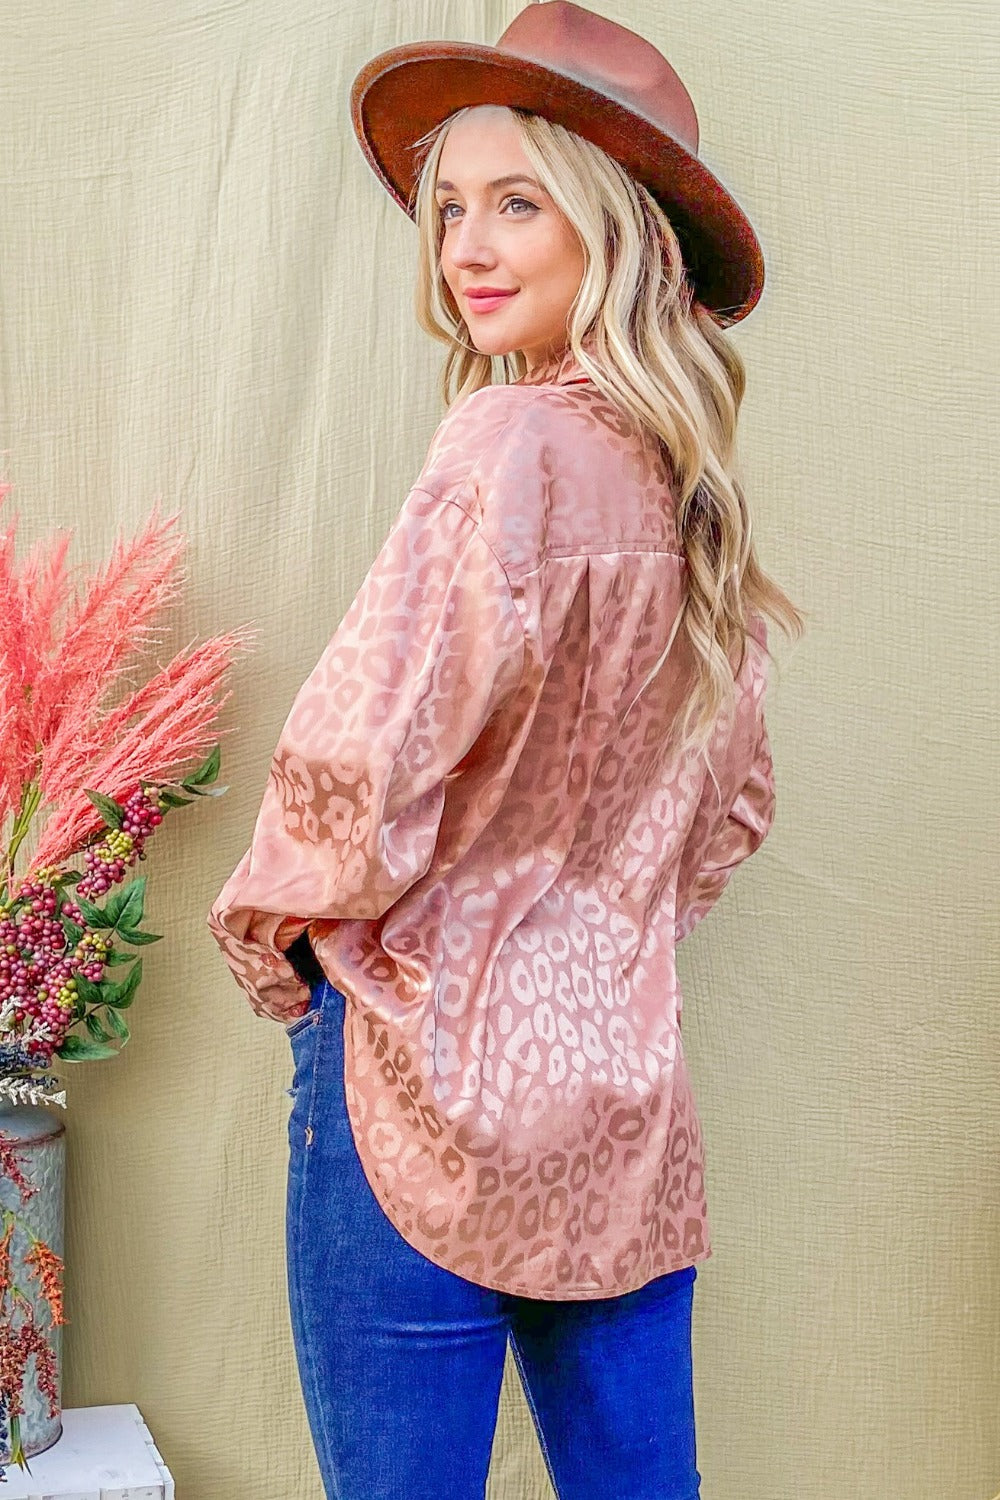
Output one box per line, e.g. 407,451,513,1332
561,236,586,288
439,260,460,304
540,232,584,294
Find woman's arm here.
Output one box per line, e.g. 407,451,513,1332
675,715,776,943
206,485,525,1024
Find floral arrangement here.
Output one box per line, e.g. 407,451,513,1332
0,479,252,1478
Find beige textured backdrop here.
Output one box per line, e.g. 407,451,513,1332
2,2,998,1496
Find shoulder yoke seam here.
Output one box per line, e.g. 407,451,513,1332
407,485,524,628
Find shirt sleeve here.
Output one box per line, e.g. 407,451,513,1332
674,714,776,943
207,486,525,1024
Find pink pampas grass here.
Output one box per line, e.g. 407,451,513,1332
0,479,254,884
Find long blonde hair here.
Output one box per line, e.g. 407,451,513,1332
408,104,805,763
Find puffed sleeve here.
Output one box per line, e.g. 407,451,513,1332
207,486,525,1024
674,714,776,943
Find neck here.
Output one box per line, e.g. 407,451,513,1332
521,343,572,382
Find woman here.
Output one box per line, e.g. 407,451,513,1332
208,3,804,1496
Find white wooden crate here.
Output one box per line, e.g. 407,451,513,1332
0,1404,174,1500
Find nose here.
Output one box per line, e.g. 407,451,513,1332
447,206,498,269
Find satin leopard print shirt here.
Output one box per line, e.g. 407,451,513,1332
208,344,775,1299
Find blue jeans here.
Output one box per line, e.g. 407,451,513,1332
285,977,702,1500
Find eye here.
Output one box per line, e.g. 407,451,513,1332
437,195,539,223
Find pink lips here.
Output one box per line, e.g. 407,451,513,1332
466,289,518,314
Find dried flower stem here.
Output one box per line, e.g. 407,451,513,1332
1,781,42,906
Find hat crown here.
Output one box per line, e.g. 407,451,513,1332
495,0,699,154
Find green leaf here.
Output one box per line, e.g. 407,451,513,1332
73,894,113,929
83,789,125,830
104,959,142,1008
101,884,130,925
84,1011,110,1042
59,918,84,947
116,925,162,946
181,783,228,799
56,1034,118,1061
183,743,221,787
103,949,135,967
157,788,194,808
115,877,146,929
103,1008,130,1042
58,870,83,887
74,974,105,1006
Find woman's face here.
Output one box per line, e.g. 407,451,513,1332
435,107,586,373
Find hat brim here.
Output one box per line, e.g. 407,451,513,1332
350,41,764,326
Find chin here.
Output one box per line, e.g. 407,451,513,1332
466,333,521,359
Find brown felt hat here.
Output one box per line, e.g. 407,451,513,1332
349,0,765,326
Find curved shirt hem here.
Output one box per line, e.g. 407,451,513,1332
338,1001,715,1302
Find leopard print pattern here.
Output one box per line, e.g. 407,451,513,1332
343,998,710,1295
209,350,775,1299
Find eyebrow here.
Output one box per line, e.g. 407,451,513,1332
433,173,543,195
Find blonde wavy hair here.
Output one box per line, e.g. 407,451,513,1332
408,105,805,766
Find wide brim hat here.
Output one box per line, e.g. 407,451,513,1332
350,0,764,326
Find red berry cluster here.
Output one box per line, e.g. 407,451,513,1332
76,787,165,899
1,786,165,1069
0,878,85,1066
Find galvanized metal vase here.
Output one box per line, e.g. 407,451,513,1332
0,1099,65,1464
